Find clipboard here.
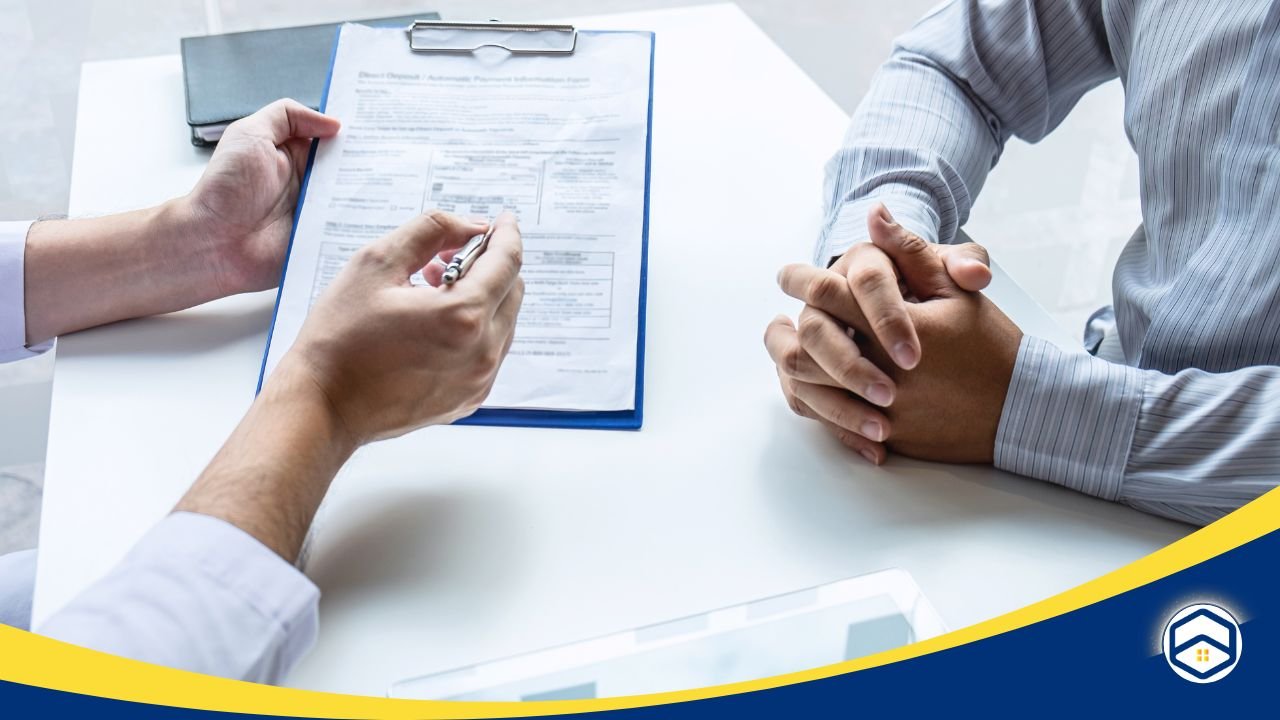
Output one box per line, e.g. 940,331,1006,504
259,20,655,431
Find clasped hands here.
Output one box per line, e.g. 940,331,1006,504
765,205,1024,466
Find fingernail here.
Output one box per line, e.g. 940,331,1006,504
892,342,919,369
877,204,896,225
860,449,879,465
860,420,885,442
865,382,893,407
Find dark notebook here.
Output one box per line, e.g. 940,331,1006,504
181,12,439,146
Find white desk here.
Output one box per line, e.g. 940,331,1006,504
36,4,1187,695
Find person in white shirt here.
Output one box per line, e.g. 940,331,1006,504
0,99,525,683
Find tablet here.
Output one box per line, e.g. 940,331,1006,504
389,568,946,700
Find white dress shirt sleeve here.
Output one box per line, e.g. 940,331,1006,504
36,512,319,684
0,220,53,362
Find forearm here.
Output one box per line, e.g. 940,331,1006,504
996,336,1280,526
819,0,1116,263
820,48,1001,261
175,357,358,563
37,352,348,680
23,198,226,345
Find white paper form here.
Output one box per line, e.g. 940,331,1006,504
261,24,653,412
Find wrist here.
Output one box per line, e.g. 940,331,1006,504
165,194,247,298
981,313,1023,465
265,353,363,458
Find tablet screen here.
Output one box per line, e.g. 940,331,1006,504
389,568,946,700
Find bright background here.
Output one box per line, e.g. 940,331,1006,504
0,0,1140,555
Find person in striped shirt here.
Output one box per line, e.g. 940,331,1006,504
766,0,1280,526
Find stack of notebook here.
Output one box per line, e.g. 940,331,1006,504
180,12,438,146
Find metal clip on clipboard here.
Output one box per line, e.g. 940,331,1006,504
406,20,578,54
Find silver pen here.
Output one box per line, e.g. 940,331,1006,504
441,223,496,285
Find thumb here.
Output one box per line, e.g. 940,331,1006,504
937,242,993,292
374,211,488,277
867,204,954,300
230,98,342,146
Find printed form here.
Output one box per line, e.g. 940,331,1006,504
262,24,653,412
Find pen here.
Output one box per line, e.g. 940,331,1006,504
441,223,496,285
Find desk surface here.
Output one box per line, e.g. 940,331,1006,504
36,3,1188,695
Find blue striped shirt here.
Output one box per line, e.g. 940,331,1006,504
818,0,1280,526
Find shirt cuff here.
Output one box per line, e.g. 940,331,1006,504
994,335,1144,501
0,220,52,362
814,194,941,267
156,511,320,669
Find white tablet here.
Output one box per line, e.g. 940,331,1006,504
389,568,946,700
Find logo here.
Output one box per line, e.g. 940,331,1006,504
1162,603,1242,683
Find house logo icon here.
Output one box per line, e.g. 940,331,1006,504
1162,603,1242,683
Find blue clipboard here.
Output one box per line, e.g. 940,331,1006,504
257,24,654,431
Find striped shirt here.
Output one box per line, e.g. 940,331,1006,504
817,0,1280,526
